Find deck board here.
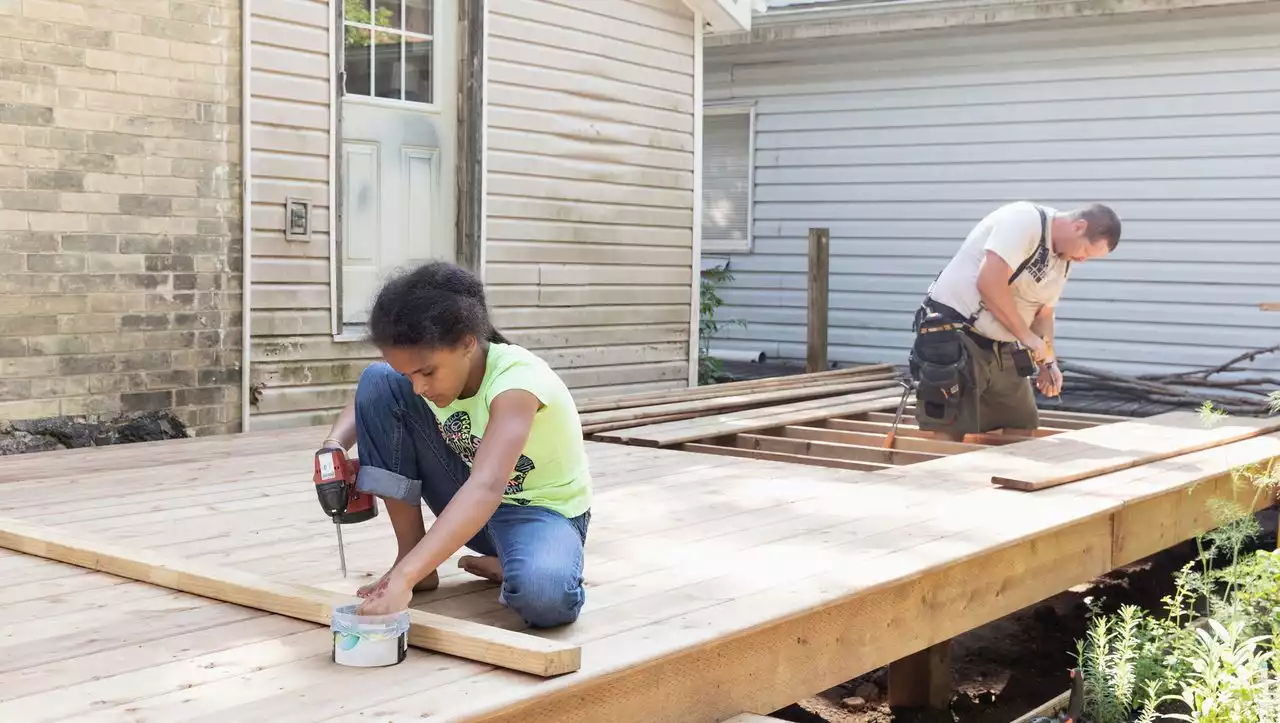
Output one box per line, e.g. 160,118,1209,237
2,423,1277,722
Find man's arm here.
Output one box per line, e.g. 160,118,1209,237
1031,305,1063,396
976,250,1042,351
1030,304,1055,350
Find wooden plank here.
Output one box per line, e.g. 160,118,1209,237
806,227,829,374
576,364,895,413
0,517,581,677
1010,692,1071,723
595,387,903,447
680,443,892,472
578,377,897,428
776,425,983,455
733,433,941,467
822,418,1020,446
990,410,1280,491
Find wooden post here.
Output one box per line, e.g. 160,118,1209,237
807,227,829,373
888,640,952,710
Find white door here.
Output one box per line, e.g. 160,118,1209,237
339,0,457,328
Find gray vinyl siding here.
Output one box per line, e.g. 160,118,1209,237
703,5,1280,377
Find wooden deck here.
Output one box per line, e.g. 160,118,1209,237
3,413,1279,722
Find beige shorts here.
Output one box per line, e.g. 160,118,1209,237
913,332,1039,438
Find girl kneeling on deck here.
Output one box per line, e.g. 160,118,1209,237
320,261,592,627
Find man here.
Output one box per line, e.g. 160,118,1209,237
908,201,1121,441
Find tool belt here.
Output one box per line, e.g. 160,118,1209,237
908,298,973,426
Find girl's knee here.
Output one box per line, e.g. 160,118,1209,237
356,362,410,410
502,563,584,628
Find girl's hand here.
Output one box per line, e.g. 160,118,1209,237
356,570,413,615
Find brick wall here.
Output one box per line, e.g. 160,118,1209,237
0,0,243,435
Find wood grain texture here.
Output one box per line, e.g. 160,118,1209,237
6,414,1277,721
577,377,897,428
0,517,581,677
595,387,903,447
990,410,1280,491
575,364,895,413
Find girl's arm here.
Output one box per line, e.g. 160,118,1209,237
360,389,540,613
324,398,357,449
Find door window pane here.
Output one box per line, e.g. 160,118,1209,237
405,0,432,35
404,37,432,104
373,31,401,100
374,0,399,28
344,0,433,104
344,25,371,96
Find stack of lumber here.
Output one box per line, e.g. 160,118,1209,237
577,364,907,445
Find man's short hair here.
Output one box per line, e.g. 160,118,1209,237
1069,203,1121,251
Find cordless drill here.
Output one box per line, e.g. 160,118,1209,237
313,446,378,577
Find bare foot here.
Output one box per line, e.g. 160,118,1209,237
356,568,439,598
458,555,503,583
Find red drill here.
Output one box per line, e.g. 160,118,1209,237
313,446,378,577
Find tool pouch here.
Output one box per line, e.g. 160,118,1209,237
909,306,971,425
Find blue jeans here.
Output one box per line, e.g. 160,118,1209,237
352,362,589,628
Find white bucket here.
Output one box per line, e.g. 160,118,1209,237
330,604,410,667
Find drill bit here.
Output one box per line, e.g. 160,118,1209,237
334,519,347,577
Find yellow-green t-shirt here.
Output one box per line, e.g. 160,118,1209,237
424,343,592,519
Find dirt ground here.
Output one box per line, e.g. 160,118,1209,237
763,512,1278,723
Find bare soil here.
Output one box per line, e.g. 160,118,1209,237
763,512,1277,723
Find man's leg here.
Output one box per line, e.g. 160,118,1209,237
352,362,498,594
483,504,590,628
913,335,988,443
977,347,1040,434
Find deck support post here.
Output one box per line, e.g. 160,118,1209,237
888,640,952,710
806,227,829,374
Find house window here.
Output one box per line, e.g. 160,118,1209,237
702,104,754,254
343,0,434,104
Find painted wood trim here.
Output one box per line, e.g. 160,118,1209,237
690,8,704,387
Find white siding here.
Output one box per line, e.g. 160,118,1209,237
704,6,1280,377
247,0,352,430
486,0,698,398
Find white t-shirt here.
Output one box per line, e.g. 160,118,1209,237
928,201,1070,343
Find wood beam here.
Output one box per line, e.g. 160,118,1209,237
575,365,896,413
680,443,891,472
806,227,829,373
0,516,581,677
734,433,941,467
822,418,1022,446
594,388,902,447
579,378,899,429
888,641,952,709
863,412,1072,435
776,424,983,455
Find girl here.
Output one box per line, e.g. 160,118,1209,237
320,261,592,627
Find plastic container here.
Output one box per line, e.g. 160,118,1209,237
330,604,410,667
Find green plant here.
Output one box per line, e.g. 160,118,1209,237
1158,618,1274,723
698,264,745,385
1076,604,1173,723
344,0,393,45
1065,392,1280,722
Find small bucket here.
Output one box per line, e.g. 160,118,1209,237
330,604,410,668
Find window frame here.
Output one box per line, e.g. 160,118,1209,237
701,101,756,255
340,0,443,113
